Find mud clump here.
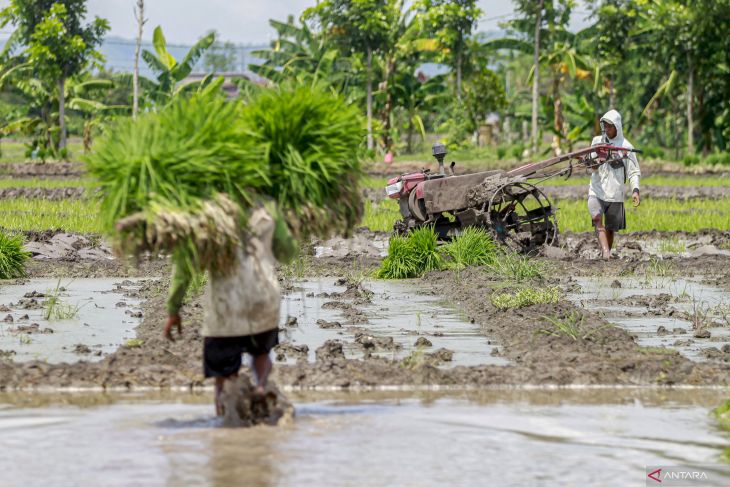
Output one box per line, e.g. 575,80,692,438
275,343,309,363
428,348,454,364
218,375,294,427
694,329,712,339
284,316,298,328
0,349,17,360
10,323,52,334
317,319,342,329
414,337,433,348
355,333,401,352
3,314,13,323
73,344,92,354
316,340,345,362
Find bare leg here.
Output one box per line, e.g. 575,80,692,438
607,230,615,251
214,373,238,416
214,377,225,416
593,215,610,259
251,353,272,396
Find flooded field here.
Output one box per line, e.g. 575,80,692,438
279,279,506,367
0,279,143,363
1,389,729,486
568,276,730,363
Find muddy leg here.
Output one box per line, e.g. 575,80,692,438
593,215,610,259
214,373,238,416
607,230,615,251
214,377,225,416
252,353,272,396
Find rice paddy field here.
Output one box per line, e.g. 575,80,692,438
1,150,729,487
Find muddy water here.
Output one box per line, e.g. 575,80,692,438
0,389,729,486
0,279,143,363
280,279,506,367
568,276,730,362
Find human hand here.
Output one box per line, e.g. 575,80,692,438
632,191,640,207
164,314,182,342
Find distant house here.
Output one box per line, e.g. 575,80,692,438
182,72,267,97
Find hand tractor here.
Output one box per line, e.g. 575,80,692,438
385,142,642,253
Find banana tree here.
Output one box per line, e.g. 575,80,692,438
1,64,118,159
485,29,593,152
140,26,215,105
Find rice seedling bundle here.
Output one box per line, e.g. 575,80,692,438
239,81,364,238
0,230,30,279
442,227,497,269
377,227,443,279
87,82,365,273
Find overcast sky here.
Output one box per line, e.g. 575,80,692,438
0,0,593,45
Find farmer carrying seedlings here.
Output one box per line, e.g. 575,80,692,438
588,109,641,259
164,204,296,416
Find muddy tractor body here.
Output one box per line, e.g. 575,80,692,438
386,143,641,253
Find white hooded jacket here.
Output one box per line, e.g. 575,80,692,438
589,109,641,202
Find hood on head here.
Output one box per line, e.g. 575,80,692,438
600,109,623,143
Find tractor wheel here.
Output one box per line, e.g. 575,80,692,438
484,182,558,254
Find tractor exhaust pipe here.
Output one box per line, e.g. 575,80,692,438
432,143,447,175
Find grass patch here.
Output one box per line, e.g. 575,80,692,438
557,197,730,232
124,338,144,348
487,251,547,282
377,226,442,279
539,311,611,341
638,346,677,355
0,139,85,163
491,286,561,310
0,178,96,189
360,199,401,232
0,198,102,233
0,230,30,279
540,174,730,187
442,227,498,269
658,237,686,254
713,399,730,431
43,280,83,320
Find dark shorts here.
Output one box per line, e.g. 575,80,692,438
203,329,279,378
588,196,626,231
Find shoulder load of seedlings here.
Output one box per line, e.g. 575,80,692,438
86,81,364,273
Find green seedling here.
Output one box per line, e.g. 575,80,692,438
43,280,84,320
124,338,144,348
491,286,561,310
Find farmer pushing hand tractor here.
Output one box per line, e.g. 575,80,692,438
588,109,641,259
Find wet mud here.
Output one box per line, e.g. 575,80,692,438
0,222,728,391
0,162,85,178
0,187,88,200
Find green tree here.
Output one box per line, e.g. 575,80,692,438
140,26,215,105
305,0,395,151
1,0,108,152
203,32,239,72
463,66,507,143
415,0,482,100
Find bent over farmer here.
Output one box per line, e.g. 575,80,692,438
165,205,296,415
588,109,641,259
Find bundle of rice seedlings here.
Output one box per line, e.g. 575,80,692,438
0,230,30,279
86,91,268,235
88,81,364,275
442,227,497,269
376,235,419,279
114,193,242,273
407,226,443,274
239,81,365,238
377,227,443,279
